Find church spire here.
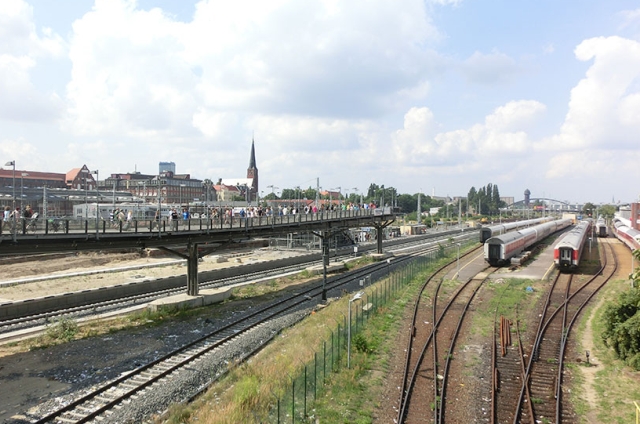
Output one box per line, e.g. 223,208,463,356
246,138,258,202
249,138,256,169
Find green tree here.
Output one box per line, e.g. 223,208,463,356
202,179,214,202
396,193,417,213
582,202,596,217
468,187,477,213
467,183,504,215
367,183,380,199
492,184,501,209
600,249,640,369
302,187,317,201
599,204,616,219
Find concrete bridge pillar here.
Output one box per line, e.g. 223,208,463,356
187,241,199,296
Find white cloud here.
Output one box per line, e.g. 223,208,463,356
64,0,198,138
64,0,443,141
248,114,367,152
390,100,544,167
484,100,546,133
0,0,65,122
461,50,520,85
540,36,640,151
425,0,463,6
545,149,640,182
0,136,41,169
617,8,640,34
0,0,64,57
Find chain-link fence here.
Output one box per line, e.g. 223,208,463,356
267,241,467,423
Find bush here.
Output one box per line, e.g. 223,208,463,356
601,287,640,370
45,317,78,342
353,334,373,354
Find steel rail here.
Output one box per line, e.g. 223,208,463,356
0,233,476,333
31,241,444,423
554,239,617,423
396,247,491,422
396,245,483,423
513,239,615,423
437,275,484,424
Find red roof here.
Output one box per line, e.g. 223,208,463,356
0,169,65,181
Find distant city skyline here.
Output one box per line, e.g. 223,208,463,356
1,0,640,204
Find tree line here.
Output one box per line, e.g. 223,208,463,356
260,182,511,217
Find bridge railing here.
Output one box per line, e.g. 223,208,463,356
0,208,390,238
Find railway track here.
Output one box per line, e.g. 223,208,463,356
30,252,408,422
508,238,617,423
26,239,474,423
395,244,494,423
0,259,320,335
491,311,533,424
0,232,477,339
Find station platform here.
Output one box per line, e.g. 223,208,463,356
148,287,233,312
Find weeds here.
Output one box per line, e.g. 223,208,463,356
45,317,78,342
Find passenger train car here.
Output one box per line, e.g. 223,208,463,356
479,217,552,243
595,215,607,237
612,217,640,251
484,219,573,266
553,220,592,272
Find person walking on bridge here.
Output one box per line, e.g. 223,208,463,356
2,206,10,230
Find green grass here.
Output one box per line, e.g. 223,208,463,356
569,276,640,424
160,252,455,423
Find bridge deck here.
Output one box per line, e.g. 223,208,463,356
0,209,395,255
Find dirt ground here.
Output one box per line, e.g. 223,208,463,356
0,249,301,302
1,241,637,422
568,238,635,423
373,237,637,423
0,248,314,423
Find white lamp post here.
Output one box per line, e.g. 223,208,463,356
20,172,28,209
156,176,163,236
456,243,461,279
92,170,99,235
348,291,364,369
5,161,16,242
5,160,15,211
179,184,186,206
81,169,89,220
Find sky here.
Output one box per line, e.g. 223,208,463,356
1,0,640,205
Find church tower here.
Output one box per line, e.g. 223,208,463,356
247,139,258,201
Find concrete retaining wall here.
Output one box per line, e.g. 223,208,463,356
0,231,474,321
0,253,319,321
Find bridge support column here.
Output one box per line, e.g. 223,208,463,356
372,220,394,255
322,232,329,301
187,241,199,296
311,229,333,302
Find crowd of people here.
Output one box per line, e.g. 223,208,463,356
0,201,379,232
204,201,377,221
1,205,37,231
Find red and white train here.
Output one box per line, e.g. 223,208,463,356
612,216,640,251
479,217,552,243
553,220,592,272
484,219,573,266
595,215,607,237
